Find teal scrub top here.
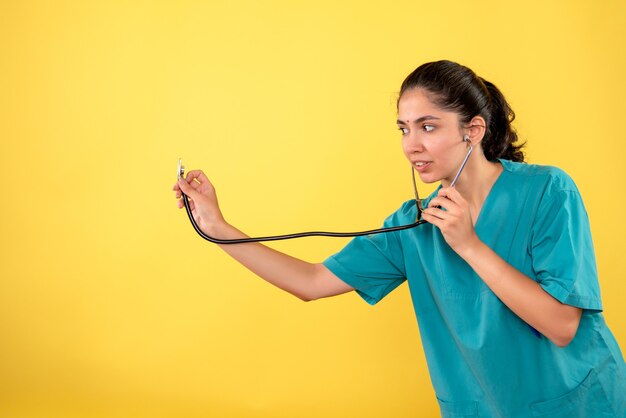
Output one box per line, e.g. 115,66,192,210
323,159,626,418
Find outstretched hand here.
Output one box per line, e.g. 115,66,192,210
172,170,227,236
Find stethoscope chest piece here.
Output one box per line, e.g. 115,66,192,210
178,158,185,180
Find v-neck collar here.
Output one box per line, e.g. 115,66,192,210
473,159,509,231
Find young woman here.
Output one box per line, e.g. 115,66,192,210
172,60,626,417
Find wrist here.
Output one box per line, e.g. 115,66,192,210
457,234,485,262
206,219,232,238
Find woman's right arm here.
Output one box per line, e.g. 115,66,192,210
172,170,354,302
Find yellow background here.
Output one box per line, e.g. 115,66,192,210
1,1,624,417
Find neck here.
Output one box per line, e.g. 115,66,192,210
442,151,503,209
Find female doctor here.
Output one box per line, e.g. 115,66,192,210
172,60,626,417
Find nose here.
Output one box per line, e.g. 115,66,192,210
403,131,425,153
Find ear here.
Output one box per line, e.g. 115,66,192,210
464,116,487,145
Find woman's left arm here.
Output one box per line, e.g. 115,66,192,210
422,187,582,348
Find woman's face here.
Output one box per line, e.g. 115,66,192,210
397,88,470,184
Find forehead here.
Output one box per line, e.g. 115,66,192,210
397,89,456,122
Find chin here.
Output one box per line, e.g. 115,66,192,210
416,171,442,185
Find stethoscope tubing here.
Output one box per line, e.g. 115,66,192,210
180,188,427,244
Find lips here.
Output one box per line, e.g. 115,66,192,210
413,161,432,171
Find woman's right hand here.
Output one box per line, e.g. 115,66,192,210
172,170,227,236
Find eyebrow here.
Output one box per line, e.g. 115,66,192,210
396,115,441,125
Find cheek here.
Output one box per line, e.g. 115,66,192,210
423,137,447,155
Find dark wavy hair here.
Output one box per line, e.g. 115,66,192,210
397,60,525,162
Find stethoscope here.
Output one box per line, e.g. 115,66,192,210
178,136,473,244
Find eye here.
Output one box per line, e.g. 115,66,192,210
423,124,435,132
398,127,409,135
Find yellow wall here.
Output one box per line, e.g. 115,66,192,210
1,1,624,417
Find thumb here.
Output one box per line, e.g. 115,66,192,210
178,178,199,199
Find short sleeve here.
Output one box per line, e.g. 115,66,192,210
530,181,602,311
322,202,411,305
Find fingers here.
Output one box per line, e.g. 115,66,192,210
437,187,466,206
429,187,469,215
172,180,192,195
421,210,444,228
177,178,200,199
177,198,196,211
173,169,207,209
175,180,200,194
422,206,448,220
173,169,213,196
176,193,196,210
428,196,459,215
185,170,213,187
